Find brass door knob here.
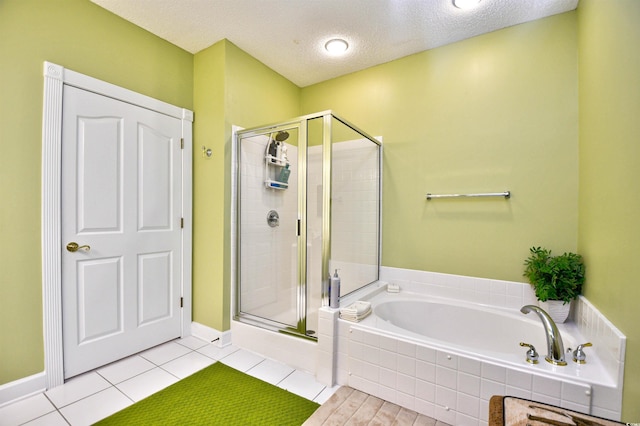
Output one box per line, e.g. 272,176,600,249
66,242,91,252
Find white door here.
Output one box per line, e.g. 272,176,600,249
61,85,183,378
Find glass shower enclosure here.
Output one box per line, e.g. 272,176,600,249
234,111,381,339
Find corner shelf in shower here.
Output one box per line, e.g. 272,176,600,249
265,155,290,190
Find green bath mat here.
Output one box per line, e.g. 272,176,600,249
95,362,320,425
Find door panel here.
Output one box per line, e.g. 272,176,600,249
138,124,172,230
77,116,122,233
62,85,182,378
138,251,172,325
77,257,122,342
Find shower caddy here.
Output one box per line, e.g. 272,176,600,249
265,138,290,189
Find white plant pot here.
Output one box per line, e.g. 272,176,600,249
540,300,571,323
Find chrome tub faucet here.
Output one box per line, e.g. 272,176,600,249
520,305,567,366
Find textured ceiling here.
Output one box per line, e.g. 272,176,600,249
90,0,578,87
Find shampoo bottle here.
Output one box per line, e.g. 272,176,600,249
268,139,277,160
278,164,291,184
330,269,340,308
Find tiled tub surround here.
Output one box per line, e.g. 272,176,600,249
319,267,625,425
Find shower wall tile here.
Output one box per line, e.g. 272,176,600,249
457,393,480,418
435,385,457,410
458,372,481,397
397,340,416,358
416,360,436,383
480,378,505,401
416,346,436,363
397,354,416,376
505,385,531,400
479,399,490,423
379,367,396,389
456,411,480,426
397,373,416,395
379,349,397,370
436,351,458,369
316,307,338,386
532,375,562,399
458,357,481,376
397,390,416,411
481,363,506,383
561,381,591,406
436,365,457,390
506,369,532,391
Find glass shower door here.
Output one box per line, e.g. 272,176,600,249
235,111,381,339
236,125,303,332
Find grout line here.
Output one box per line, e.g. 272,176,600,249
245,358,267,375
44,376,111,410
275,369,296,387
39,393,72,426
310,385,327,403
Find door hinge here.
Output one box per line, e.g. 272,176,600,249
180,297,183,308
180,138,184,149
181,218,184,228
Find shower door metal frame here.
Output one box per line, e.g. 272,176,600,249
234,111,382,340
235,120,307,337
321,113,383,306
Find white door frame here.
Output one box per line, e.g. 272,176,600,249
41,62,193,389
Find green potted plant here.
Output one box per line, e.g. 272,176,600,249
523,246,585,323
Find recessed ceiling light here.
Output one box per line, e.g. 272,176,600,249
324,38,349,55
453,0,481,9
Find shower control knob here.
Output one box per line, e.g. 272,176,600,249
572,342,592,364
519,342,539,364
266,210,280,227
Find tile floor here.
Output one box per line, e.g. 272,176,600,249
0,336,339,426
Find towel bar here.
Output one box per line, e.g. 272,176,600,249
426,191,510,200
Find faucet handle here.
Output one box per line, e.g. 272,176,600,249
572,342,592,364
520,342,539,364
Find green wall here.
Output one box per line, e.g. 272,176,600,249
192,40,300,331
2,0,639,420
192,41,227,331
301,12,579,282
0,0,193,385
577,0,640,419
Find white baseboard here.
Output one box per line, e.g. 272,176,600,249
191,321,232,347
0,372,47,408
0,324,228,408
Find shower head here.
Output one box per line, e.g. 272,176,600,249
275,131,289,142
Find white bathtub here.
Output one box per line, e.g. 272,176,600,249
368,296,618,384
333,282,624,424
375,299,573,359
359,290,616,385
